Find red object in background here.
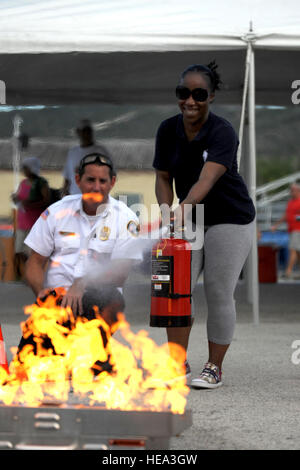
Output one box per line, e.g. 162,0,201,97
286,198,300,232
0,324,9,373
150,236,192,327
258,245,278,283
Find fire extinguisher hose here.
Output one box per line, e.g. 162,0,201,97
168,293,192,299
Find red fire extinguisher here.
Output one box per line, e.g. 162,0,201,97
150,223,192,327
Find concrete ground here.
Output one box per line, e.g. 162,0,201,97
0,272,299,450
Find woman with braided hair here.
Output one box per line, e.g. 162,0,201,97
153,62,255,389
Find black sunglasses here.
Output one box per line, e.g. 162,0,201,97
175,85,209,102
78,153,113,172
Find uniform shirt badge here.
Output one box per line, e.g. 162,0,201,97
99,226,111,241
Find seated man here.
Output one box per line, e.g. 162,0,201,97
24,152,142,317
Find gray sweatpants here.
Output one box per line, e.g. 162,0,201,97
190,222,255,345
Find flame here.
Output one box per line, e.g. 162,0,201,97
0,291,189,414
82,193,104,203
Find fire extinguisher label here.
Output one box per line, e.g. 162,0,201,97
151,274,170,281
151,256,173,297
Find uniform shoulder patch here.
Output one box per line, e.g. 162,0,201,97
41,209,50,220
127,220,140,237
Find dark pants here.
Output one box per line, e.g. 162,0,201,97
17,286,125,376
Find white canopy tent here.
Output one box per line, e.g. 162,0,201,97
1,0,300,323
0,0,299,106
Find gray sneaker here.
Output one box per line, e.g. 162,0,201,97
191,362,223,389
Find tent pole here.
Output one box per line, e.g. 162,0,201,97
237,43,251,170
12,114,23,192
247,42,260,325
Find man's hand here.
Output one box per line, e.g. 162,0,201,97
60,279,86,317
37,287,54,302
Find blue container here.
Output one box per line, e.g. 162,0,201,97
259,231,289,269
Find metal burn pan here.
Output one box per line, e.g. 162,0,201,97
0,405,192,450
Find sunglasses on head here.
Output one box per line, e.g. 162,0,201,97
78,153,113,172
175,85,209,102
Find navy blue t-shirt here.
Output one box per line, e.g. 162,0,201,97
153,112,255,226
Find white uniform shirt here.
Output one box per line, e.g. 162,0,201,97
63,143,109,195
24,195,142,289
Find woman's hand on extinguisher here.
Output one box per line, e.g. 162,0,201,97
171,205,185,230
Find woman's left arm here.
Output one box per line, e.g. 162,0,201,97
177,161,227,220
183,161,226,205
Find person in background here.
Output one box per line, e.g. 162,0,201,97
11,157,50,279
271,183,300,278
153,62,255,389
62,119,108,196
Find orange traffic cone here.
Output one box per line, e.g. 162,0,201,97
0,325,9,373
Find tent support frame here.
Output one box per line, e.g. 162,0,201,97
239,35,260,325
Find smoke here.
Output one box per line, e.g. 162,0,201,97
84,224,169,287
